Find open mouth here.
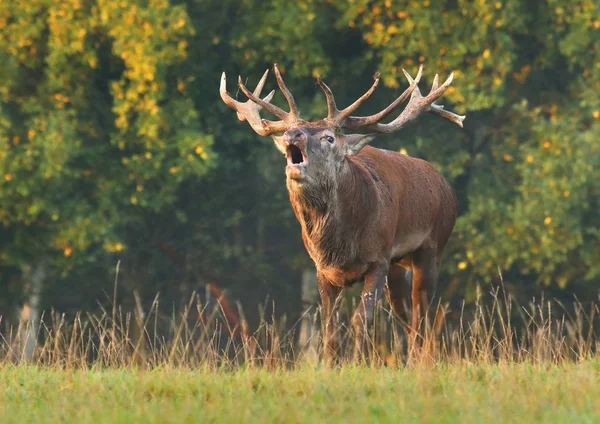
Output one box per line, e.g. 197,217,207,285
286,145,307,166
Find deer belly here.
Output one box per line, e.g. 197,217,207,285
319,265,368,287
391,231,429,258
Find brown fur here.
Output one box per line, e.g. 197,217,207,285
281,130,457,361
220,65,463,362
289,146,456,285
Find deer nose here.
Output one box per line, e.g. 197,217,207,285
284,129,306,145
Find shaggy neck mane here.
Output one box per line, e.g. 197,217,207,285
287,159,377,267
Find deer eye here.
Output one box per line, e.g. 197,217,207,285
323,135,335,144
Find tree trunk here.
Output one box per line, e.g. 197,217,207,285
19,259,47,362
297,268,319,359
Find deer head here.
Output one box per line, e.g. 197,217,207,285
220,64,465,188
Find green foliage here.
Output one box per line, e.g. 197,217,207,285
0,0,213,272
338,0,527,111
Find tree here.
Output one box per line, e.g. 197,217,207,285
0,0,213,330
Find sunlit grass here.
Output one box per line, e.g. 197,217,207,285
0,282,599,422
2,284,598,368
1,362,599,423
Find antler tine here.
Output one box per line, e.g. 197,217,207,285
430,73,439,91
425,72,466,127
316,77,338,120
343,65,423,130
220,71,286,136
273,64,300,120
336,72,381,121
238,69,276,121
428,103,466,127
220,72,241,110
402,64,423,86
424,72,454,104
238,75,288,120
363,69,464,134
252,69,270,97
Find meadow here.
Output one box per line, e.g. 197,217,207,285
1,362,599,423
1,288,599,423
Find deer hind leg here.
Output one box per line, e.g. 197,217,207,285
409,248,440,357
385,264,411,333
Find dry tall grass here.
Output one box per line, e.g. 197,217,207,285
1,281,598,370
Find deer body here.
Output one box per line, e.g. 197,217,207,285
220,63,465,361
288,145,456,289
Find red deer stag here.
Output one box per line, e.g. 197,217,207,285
220,64,464,361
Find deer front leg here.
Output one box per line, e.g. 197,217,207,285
351,262,389,362
317,273,343,365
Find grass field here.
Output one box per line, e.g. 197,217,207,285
1,289,599,423
1,362,599,423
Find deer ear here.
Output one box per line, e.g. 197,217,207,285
272,135,287,155
344,134,376,156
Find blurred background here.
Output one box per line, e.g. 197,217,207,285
0,0,598,334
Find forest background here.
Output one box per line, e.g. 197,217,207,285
0,0,598,333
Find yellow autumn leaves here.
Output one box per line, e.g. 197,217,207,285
62,242,125,257
195,145,209,160
62,241,126,257
104,242,125,253
457,251,476,270
500,138,561,164
457,213,556,270
97,0,193,140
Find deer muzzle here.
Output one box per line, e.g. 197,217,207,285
284,129,308,180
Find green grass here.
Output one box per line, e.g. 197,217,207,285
1,362,599,423
1,289,599,423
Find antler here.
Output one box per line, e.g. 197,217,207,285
316,73,381,125
220,64,305,136
220,70,282,136
339,66,422,130
220,64,465,136
342,66,465,133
